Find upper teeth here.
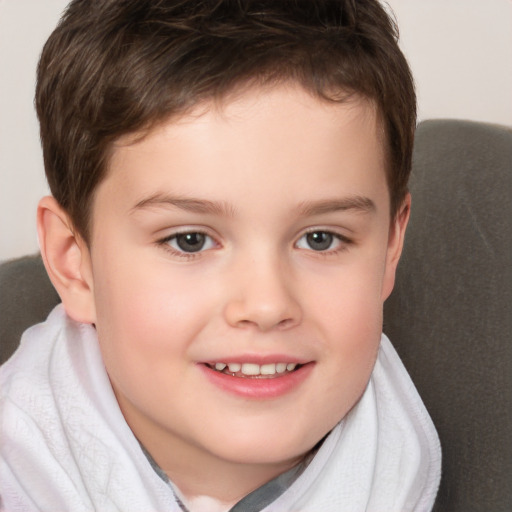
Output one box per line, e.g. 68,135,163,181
213,362,297,376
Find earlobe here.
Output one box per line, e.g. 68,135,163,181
37,196,96,324
381,193,411,301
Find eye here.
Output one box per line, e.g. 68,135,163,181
165,231,216,253
296,230,347,252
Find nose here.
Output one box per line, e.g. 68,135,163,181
223,256,302,332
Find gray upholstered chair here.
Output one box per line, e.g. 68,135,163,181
1,119,511,512
384,119,512,512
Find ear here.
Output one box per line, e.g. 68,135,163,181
37,196,96,324
381,193,411,301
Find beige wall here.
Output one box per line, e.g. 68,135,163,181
388,0,512,125
1,0,512,261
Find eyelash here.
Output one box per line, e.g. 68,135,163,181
295,229,353,255
156,228,353,260
156,230,217,260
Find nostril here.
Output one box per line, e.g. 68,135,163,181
276,318,294,330
236,319,254,328
233,316,295,332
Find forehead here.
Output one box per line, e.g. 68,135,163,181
98,85,388,221
115,84,382,148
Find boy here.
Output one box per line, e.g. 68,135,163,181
0,1,441,511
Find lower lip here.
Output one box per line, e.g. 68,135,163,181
199,363,314,399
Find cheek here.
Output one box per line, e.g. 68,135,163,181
297,262,384,424
304,255,385,332
91,254,214,369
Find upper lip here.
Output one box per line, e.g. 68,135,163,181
201,354,312,365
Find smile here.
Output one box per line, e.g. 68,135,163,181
206,362,300,378
200,360,314,399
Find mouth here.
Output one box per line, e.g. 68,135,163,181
205,361,303,379
200,359,314,399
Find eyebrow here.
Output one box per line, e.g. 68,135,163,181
131,193,375,218
297,196,376,216
131,193,236,217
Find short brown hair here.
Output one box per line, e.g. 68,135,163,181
36,0,416,242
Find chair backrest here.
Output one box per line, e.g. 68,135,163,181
1,119,511,511
384,119,512,512
0,254,60,364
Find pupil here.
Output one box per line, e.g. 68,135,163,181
307,231,333,251
176,233,205,252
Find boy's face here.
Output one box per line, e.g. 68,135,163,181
82,85,407,475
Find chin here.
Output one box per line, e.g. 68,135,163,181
208,426,325,468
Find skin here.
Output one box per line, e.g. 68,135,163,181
38,84,410,504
